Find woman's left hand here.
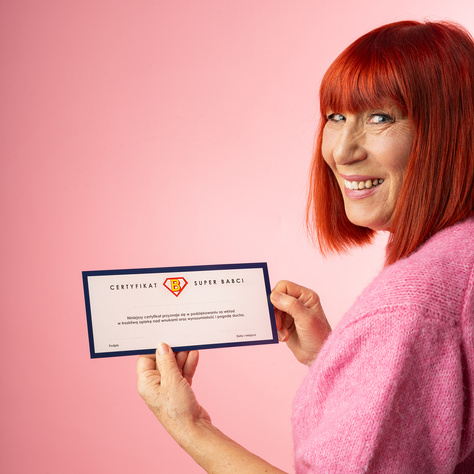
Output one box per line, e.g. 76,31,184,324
137,343,211,444
271,280,332,366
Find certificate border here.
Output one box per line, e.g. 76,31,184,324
83,262,278,358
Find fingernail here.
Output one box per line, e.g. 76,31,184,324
158,343,168,355
271,291,281,303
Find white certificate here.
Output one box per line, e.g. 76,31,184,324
83,262,277,358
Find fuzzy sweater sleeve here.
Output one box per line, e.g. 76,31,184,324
292,306,466,473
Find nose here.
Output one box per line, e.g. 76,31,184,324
331,125,367,166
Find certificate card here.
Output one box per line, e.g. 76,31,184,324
83,262,277,358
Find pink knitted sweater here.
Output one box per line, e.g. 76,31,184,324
292,217,474,473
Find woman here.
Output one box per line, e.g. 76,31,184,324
137,20,474,472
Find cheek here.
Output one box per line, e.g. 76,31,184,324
385,149,412,182
389,131,414,176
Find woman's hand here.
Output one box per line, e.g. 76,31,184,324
137,344,211,444
137,344,287,473
271,280,331,366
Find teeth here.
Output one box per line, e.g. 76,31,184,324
345,178,384,190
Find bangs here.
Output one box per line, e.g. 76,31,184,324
319,42,408,116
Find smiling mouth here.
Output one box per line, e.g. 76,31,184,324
344,178,384,190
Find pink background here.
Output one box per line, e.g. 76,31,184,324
1,1,472,472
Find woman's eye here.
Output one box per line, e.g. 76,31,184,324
368,113,393,124
327,113,345,122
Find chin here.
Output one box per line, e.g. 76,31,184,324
345,211,391,232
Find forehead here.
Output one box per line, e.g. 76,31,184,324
319,54,407,116
321,82,400,116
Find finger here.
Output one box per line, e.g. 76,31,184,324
278,327,289,342
137,354,157,375
272,280,303,298
272,281,319,309
137,354,161,399
273,307,283,330
182,350,199,386
271,290,313,319
282,312,296,337
155,343,182,386
273,305,292,342
175,350,189,374
274,308,287,341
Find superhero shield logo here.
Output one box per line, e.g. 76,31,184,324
163,277,188,297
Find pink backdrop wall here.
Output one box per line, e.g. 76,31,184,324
1,1,472,472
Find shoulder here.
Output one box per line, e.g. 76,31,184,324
346,217,474,328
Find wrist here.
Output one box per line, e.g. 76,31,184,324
157,412,286,473
155,411,214,452
179,417,222,450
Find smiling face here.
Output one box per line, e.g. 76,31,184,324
321,105,414,231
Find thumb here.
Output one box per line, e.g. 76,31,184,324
271,290,311,319
155,343,181,386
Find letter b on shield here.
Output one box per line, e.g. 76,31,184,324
163,277,188,297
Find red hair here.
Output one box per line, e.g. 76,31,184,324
307,21,474,265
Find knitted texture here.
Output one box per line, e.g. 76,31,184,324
292,217,474,473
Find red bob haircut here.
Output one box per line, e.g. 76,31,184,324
307,21,474,265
